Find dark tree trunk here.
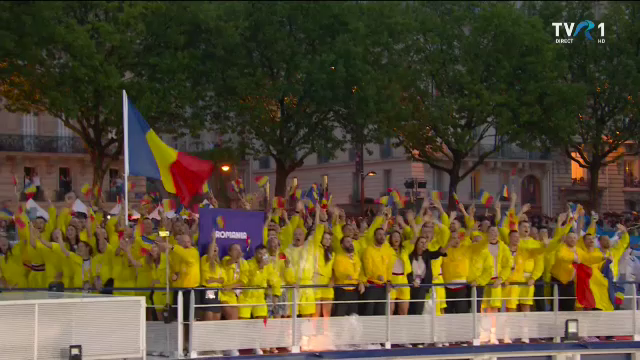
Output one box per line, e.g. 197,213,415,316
274,159,292,197
588,162,601,213
446,159,462,212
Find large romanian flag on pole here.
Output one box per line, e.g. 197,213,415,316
123,91,214,207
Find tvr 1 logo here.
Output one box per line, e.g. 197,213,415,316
552,20,605,44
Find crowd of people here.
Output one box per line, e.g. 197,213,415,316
0,183,637,355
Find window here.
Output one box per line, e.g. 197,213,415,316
22,114,37,151
258,156,271,170
23,167,35,188
624,160,639,187
383,169,392,191
317,154,330,164
380,138,392,159
433,169,446,191
59,167,72,200
348,147,356,162
571,152,587,184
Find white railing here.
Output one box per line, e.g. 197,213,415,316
139,282,640,357
0,292,146,360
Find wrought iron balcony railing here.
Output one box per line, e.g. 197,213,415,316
472,144,551,160
0,135,87,154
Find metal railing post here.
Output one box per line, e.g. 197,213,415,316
291,287,300,353
431,285,438,345
188,289,196,358
633,283,639,340
553,284,560,343
34,303,38,360
385,287,391,349
176,291,183,359
472,285,479,345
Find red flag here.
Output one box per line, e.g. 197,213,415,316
574,263,596,309
246,236,250,250
12,175,17,186
511,168,517,176
263,317,267,327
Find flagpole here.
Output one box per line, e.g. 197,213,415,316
123,90,129,226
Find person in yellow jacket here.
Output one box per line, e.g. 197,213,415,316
48,229,95,292
551,232,606,311
220,243,249,321
467,233,494,312
238,245,281,319
200,239,225,321
0,231,28,288
136,243,168,320
442,228,473,314
597,223,630,281
577,231,615,312
312,220,335,318
111,229,140,297
361,227,394,316
503,230,546,314
265,234,294,318
481,226,513,313
332,235,365,316
388,230,411,315
283,226,319,318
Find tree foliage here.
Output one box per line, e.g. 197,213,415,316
190,2,398,196
393,2,575,209
0,1,203,199
526,1,640,211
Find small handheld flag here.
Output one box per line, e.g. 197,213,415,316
479,190,494,208
80,184,92,198
452,192,460,205
216,215,225,229
431,191,443,202
294,188,302,201
14,216,26,229
273,196,285,209
255,176,269,187
162,199,175,213
93,186,102,199
376,196,389,206
12,174,17,187
24,185,37,200
501,185,509,199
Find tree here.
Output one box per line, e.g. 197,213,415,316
525,1,640,212
192,2,397,196
0,1,204,201
393,2,576,210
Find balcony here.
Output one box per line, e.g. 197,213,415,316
0,135,87,154
471,144,551,160
624,175,640,189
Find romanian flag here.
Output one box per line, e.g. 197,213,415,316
452,192,460,205
24,184,37,200
294,188,302,201
574,263,596,309
93,186,102,198
231,178,244,193
501,185,509,199
81,184,92,198
216,215,225,229
162,199,176,213
431,191,443,202
479,190,493,208
320,193,332,209
255,176,269,187
128,181,136,192
0,209,12,221
376,196,389,206
14,216,26,229
125,94,214,206
390,189,404,209
140,236,154,256
305,186,319,204
601,259,625,306
273,196,285,209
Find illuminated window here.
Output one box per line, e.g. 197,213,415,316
571,152,587,182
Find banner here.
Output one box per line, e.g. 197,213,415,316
198,208,265,259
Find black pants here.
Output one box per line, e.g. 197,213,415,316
534,283,547,311
100,278,114,295
552,277,575,311
333,288,360,316
469,286,484,312
362,286,386,316
445,286,469,314
408,286,429,315
172,289,193,320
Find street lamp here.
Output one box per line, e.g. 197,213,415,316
220,165,230,172
360,171,377,215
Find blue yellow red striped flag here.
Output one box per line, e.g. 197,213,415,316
255,176,269,187
126,94,214,206
479,190,493,207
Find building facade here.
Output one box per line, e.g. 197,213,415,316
252,139,632,215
